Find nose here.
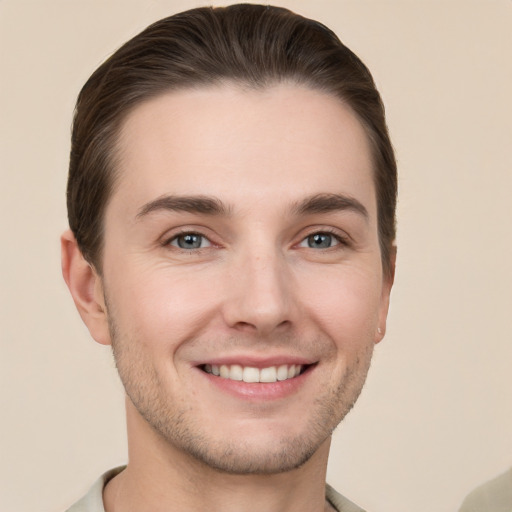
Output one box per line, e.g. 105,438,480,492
222,247,295,336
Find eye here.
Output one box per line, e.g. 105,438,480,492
169,233,211,250
299,232,341,249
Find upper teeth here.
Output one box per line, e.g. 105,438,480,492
203,364,303,383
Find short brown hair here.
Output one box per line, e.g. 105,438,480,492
67,4,397,276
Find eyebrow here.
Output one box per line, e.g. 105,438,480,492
136,195,230,219
136,192,368,221
292,193,369,220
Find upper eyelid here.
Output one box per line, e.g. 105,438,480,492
296,226,352,244
160,226,216,244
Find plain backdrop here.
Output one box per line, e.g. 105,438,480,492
1,1,511,511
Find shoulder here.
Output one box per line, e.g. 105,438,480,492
66,467,126,512
458,467,512,512
67,471,364,512
326,483,367,512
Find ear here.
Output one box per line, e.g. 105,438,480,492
375,245,396,344
61,229,111,346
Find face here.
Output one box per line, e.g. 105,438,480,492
96,84,392,474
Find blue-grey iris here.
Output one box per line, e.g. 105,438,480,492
308,233,332,249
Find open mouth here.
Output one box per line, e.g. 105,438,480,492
201,363,308,383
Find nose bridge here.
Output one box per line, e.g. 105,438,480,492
224,240,293,334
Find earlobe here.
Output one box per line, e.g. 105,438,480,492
61,229,111,346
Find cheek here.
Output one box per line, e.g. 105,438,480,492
301,266,383,341
108,264,222,350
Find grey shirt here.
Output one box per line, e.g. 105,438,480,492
458,468,512,512
66,466,366,512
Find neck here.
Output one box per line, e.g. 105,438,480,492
104,401,333,512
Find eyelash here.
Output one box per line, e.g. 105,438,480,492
163,228,350,253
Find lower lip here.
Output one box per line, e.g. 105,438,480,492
198,365,314,401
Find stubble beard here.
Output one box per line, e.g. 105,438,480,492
107,311,374,476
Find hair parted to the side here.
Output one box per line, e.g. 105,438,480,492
67,3,397,277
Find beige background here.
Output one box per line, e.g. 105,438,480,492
1,1,511,511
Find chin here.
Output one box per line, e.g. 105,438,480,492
134,382,361,476
164,427,329,475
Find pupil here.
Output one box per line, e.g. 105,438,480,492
309,233,331,248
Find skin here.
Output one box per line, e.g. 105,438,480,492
62,83,394,512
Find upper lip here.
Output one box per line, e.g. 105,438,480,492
193,355,316,368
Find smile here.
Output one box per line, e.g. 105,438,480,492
202,364,304,383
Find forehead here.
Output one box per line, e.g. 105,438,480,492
112,83,376,217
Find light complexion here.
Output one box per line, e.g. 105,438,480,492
62,83,393,512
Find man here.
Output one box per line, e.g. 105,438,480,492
61,4,396,512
